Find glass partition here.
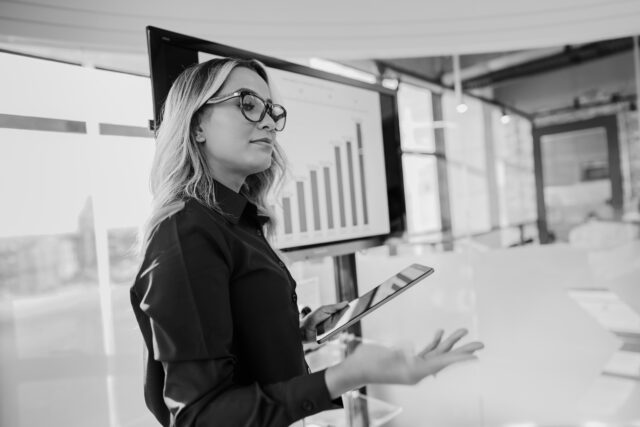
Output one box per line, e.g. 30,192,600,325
0,51,156,427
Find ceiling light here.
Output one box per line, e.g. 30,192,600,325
309,58,377,84
382,78,399,90
500,108,511,124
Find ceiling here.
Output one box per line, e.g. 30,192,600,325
1,0,640,62
0,1,639,115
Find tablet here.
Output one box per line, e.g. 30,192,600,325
315,263,435,344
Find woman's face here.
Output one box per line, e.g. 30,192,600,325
195,67,277,192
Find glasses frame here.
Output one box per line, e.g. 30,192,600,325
204,89,287,132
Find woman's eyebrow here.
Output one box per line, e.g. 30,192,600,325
236,87,273,102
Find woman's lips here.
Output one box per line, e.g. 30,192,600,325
250,137,272,145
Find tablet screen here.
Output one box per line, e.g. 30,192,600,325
316,263,434,343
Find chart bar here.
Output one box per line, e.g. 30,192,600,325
357,123,369,225
334,146,346,227
323,166,334,229
282,197,293,234
310,170,321,231
296,181,308,232
346,141,358,226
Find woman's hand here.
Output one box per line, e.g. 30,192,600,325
299,301,349,343
325,328,484,398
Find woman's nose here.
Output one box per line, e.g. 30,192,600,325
257,106,276,131
258,113,276,131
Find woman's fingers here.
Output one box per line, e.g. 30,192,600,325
332,301,349,311
320,301,349,315
434,328,468,354
419,329,484,358
450,341,484,355
418,329,444,357
345,336,483,386
305,302,349,326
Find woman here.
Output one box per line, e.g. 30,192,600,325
130,57,483,427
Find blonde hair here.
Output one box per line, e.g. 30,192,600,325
139,58,287,254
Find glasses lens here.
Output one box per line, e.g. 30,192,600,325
240,93,287,131
240,93,266,122
271,105,287,131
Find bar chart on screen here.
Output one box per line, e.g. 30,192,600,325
267,69,390,249
277,130,368,233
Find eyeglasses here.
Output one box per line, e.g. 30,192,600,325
204,90,287,132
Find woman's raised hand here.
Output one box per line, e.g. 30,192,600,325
325,328,484,398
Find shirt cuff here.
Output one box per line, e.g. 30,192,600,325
275,369,341,420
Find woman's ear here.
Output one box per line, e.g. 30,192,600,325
194,124,206,144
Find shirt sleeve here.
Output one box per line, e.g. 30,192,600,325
136,214,338,426
163,360,335,426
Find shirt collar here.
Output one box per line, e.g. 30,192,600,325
213,180,270,226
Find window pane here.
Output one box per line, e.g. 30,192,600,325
402,154,441,234
0,130,104,356
448,162,491,236
442,93,486,170
491,109,537,227
442,93,491,236
398,83,435,152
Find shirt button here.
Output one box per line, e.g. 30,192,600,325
301,399,315,412
256,229,262,236
292,293,298,303
278,261,285,268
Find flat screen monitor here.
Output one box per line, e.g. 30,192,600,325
147,26,405,257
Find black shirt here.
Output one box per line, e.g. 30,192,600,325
130,181,337,427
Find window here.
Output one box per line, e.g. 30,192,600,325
0,52,156,426
491,108,536,228
397,83,441,235
442,93,491,236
